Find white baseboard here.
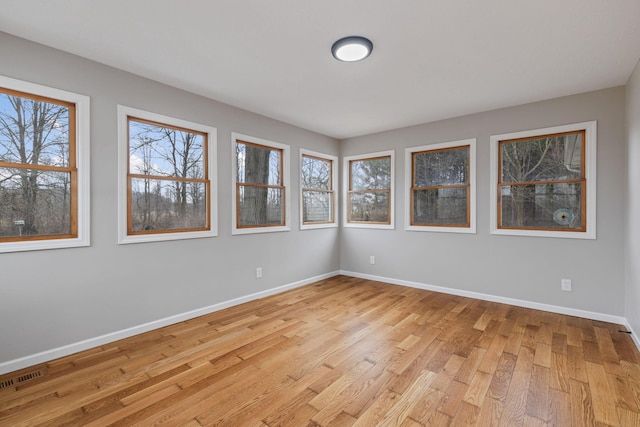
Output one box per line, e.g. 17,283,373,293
340,270,628,325
0,271,340,376
625,320,640,352
2,270,636,376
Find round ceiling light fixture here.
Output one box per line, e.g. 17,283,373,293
331,36,373,62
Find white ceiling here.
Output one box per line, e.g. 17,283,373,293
1,1,640,139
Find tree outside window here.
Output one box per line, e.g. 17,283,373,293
490,121,596,239
405,139,475,233
232,134,289,235
301,153,334,225
118,105,216,244
411,146,470,227
345,151,394,228
499,131,585,231
0,88,75,241
127,117,209,234
236,140,284,227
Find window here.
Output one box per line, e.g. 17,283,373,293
490,121,596,239
0,76,90,253
300,149,337,229
343,150,394,229
118,105,217,244
405,139,476,233
232,133,290,234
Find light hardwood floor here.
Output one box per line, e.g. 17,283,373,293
1,275,640,426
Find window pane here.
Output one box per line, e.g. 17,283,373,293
129,119,204,179
303,190,332,223
351,157,390,190
413,188,467,225
236,142,281,185
501,132,582,183
0,93,70,167
238,185,283,226
413,147,468,187
349,191,389,222
500,182,582,229
0,168,71,237
130,178,207,232
302,156,330,190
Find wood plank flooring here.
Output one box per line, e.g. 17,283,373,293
1,275,640,426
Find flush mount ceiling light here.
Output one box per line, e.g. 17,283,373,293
331,36,373,62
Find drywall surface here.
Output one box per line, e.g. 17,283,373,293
341,87,626,317
0,33,340,364
626,60,640,336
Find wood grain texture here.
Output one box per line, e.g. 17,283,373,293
1,275,639,426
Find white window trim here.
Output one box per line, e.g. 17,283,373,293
489,121,597,239
343,150,395,230
405,138,476,234
300,149,338,230
117,105,218,244
0,75,90,253
232,132,291,235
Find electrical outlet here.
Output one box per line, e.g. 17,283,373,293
370,256,375,265
561,279,572,292
256,267,262,279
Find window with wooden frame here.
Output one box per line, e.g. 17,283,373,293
490,121,596,239
300,149,337,229
117,105,217,244
343,150,394,229
0,76,90,253
405,139,476,233
232,133,290,235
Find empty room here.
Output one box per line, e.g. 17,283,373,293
1,1,640,425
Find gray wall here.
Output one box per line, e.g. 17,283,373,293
340,87,627,316
0,30,634,367
626,60,640,336
0,33,340,363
